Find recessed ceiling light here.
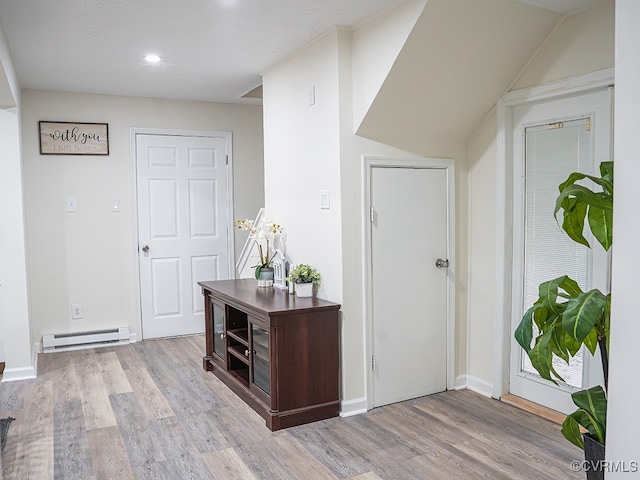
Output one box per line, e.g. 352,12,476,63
144,54,161,64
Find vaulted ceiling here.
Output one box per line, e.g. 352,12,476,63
355,0,563,153
0,0,606,107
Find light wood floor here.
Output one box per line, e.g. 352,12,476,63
1,335,582,479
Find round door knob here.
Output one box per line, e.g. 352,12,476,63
435,258,449,269
141,245,149,253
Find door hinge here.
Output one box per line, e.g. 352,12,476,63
586,117,591,132
226,155,229,165
370,206,374,222
372,355,376,371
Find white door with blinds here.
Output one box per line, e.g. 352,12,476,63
509,89,611,414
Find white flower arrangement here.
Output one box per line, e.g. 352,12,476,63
234,219,284,279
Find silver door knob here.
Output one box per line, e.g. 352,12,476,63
141,245,149,253
435,258,449,269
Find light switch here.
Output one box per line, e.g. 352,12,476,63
66,196,78,212
308,85,316,106
320,190,330,209
111,199,121,212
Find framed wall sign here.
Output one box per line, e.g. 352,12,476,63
39,121,109,155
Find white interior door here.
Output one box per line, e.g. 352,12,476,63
136,133,232,339
370,166,449,408
509,89,611,413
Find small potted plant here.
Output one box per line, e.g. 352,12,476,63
235,218,284,286
287,264,321,297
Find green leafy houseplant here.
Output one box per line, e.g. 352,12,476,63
514,161,613,450
287,264,321,285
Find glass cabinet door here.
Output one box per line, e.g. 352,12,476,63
212,301,226,363
251,324,270,395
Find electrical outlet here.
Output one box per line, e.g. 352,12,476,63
71,304,83,319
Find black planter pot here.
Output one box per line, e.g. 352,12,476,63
583,433,605,480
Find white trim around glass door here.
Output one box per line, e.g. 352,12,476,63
494,70,613,413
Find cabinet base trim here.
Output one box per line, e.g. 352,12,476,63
209,363,338,431
270,401,340,431
202,356,214,371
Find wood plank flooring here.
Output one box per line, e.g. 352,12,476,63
0,335,583,479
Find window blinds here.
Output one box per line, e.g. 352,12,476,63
521,118,591,389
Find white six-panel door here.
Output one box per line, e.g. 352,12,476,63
136,133,232,339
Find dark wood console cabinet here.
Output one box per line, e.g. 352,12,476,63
198,279,341,431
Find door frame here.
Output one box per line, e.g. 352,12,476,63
130,127,235,342
363,155,456,410
493,68,614,400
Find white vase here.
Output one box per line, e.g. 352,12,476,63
295,283,313,297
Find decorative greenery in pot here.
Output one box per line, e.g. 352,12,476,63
514,162,613,455
287,264,321,298
287,264,321,284
235,219,284,279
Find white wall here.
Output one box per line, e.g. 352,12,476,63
0,18,19,106
351,0,426,130
354,5,475,395
607,1,640,476
263,27,421,407
262,31,344,302
263,21,471,408
355,0,561,154
21,90,264,346
466,112,498,387
0,108,34,380
338,28,446,404
512,0,614,90
0,19,33,379
466,1,615,389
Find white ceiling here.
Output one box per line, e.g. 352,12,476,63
0,0,405,104
517,0,605,14
0,0,605,105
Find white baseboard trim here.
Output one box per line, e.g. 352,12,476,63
1,333,137,384
340,397,368,417
32,346,39,378
1,365,36,382
453,374,494,398
454,374,467,390
1,345,38,382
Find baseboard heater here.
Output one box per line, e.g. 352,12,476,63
42,327,130,353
